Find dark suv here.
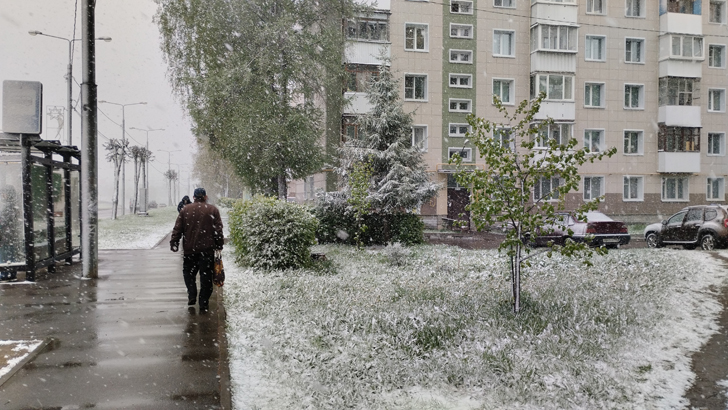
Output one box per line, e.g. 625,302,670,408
644,205,728,250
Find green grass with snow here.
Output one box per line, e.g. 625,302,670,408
224,245,727,409
98,206,178,249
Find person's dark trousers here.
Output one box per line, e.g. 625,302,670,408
182,251,214,309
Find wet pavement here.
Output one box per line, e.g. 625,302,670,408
0,234,229,410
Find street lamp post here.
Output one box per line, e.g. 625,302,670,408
129,127,164,215
98,100,146,216
159,149,180,206
28,31,111,146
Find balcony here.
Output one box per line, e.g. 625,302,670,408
658,106,701,127
530,1,577,25
343,92,372,115
531,52,576,73
659,12,702,36
658,151,700,173
344,41,390,66
533,101,575,121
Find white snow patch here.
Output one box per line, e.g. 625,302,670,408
0,340,43,379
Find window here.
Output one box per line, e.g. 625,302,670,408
623,130,643,154
658,126,700,151
659,77,699,106
405,24,428,51
671,35,704,58
585,36,606,61
626,0,643,17
449,123,470,137
412,126,428,151
534,123,572,147
531,25,577,52
708,177,725,200
450,24,473,39
530,73,574,100
623,176,644,201
709,45,726,68
449,49,473,63
708,132,725,155
449,74,472,88
584,83,605,107
711,1,727,23
583,176,604,200
493,30,515,56
584,129,604,152
534,176,561,201
448,147,473,161
451,0,473,14
662,177,689,201
449,99,472,112
404,74,427,101
709,89,726,112
494,127,513,150
345,18,389,42
625,38,644,63
342,116,359,142
493,79,514,104
667,0,700,14
624,84,644,109
345,64,380,92
587,0,605,13
494,0,515,7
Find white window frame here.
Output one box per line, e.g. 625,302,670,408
404,23,428,52
494,127,514,150
584,129,605,153
450,23,473,39
534,122,573,148
708,88,726,112
709,44,726,68
412,125,428,152
404,74,428,101
625,37,645,63
585,35,606,62
625,0,644,17
493,30,515,57
449,98,472,113
449,73,472,88
624,84,644,109
532,24,578,52
707,177,725,201
532,73,574,101
449,123,470,137
661,176,689,202
623,130,644,155
708,132,726,156
623,176,644,201
450,0,474,14
449,49,473,64
583,176,605,201
534,176,562,202
671,35,704,59
587,0,606,14
449,147,473,162
584,82,605,108
493,78,515,105
710,1,727,24
494,0,515,8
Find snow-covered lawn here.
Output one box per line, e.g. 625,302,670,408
223,245,728,409
98,207,179,249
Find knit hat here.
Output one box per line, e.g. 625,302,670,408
193,187,206,199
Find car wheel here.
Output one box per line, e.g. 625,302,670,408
701,233,716,251
645,232,661,248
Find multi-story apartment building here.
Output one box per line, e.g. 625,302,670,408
289,0,728,226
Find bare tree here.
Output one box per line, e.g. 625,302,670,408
164,169,178,206
129,146,153,214
105,138,129,219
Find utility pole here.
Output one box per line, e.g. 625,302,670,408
81,0,98,278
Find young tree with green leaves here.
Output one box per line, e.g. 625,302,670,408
156,0,356,199
453,94,616,313
104,138,129,220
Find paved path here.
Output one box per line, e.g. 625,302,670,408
0,234,229,409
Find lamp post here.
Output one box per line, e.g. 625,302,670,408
28,30,111,146
129,127,164,215
159,149,180,206
98,100,146,216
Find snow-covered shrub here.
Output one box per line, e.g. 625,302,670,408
216,197,239,209
228,195,318,270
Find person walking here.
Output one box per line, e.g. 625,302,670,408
170,188,224,310
177,195,191,213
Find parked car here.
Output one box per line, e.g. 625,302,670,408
527,211,631,248
644,205,728,250
148,201,158,209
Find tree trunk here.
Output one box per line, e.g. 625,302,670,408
111,159,121,220
277,174,287,200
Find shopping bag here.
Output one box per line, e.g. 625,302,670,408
213,250,225,287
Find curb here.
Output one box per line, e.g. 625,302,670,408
217,288,232,410
0,338,55,388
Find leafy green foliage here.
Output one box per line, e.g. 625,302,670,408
347,161,373,248
452,93,617,312
228,196,318,270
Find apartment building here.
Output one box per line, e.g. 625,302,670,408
288,0,728,225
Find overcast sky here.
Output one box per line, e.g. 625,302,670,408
0,0,197,205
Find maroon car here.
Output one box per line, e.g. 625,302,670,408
530,212,631,248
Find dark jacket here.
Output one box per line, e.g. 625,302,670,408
177,196,191,213
171,200,224,254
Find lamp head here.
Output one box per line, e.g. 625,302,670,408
97,36,112,42
28,30,42,36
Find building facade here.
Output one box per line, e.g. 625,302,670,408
287,0,728,225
